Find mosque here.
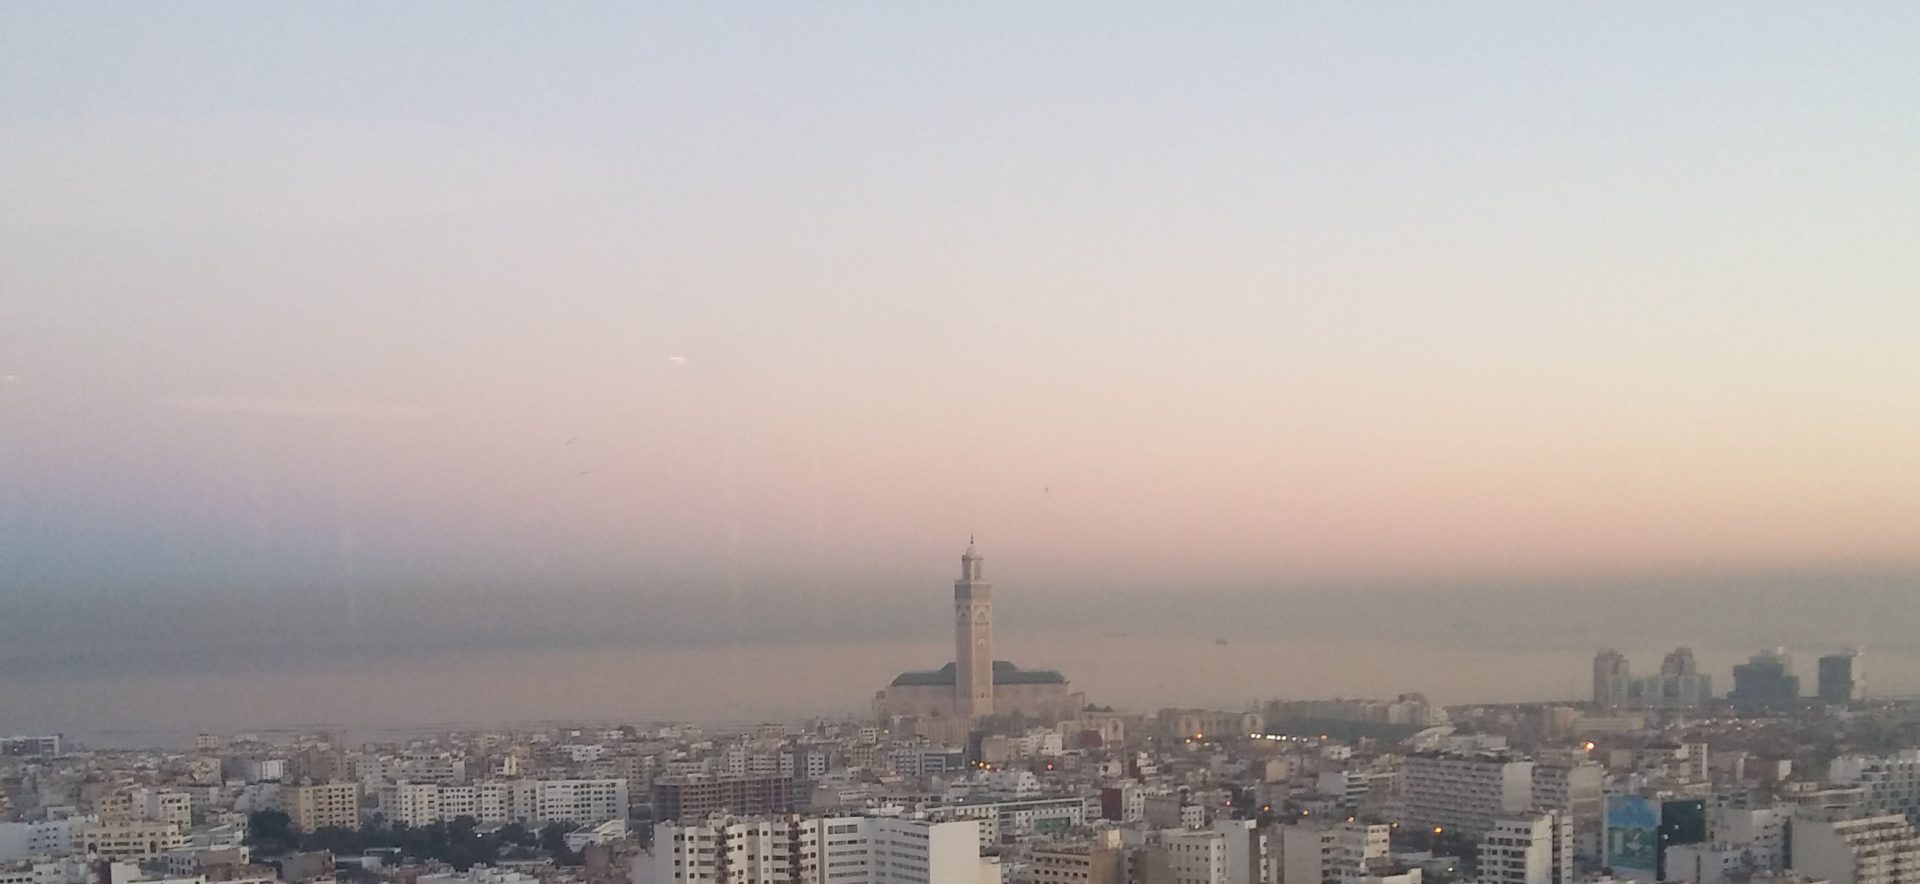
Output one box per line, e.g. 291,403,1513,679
872,541,1084,732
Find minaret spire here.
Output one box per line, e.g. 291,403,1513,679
954,537,994,719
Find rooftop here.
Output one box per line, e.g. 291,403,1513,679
889,660,1068,687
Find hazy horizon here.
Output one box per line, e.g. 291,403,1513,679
5,558,1919,739
5,5,1919,737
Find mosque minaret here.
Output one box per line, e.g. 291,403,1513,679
954,538,993,718
873,539,1084,734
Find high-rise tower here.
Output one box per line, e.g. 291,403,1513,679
1817,649,1863,705
1592,650,1630,710
954,538,993,719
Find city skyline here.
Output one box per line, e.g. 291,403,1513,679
9,9,1920,884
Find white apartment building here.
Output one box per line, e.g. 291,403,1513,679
1105,786,1146,825
1166,830,1227,884
1791,813,1920,884
527,779,629,826
439,785,480,823
1712,806,1789,874
453,783,513,824
1664,843,1749,884
1401,754,1535,840
1476,812,1571,884
932,798,1085,848
1530,764,1603,860
364,753,468,786
387,783,445,827
379,780,625,828
1013,731,1064,758
26,857,97,884
0,736,61,757
643,815,990,884
1211,819,1273,884
1830,753,1920,824
781,751,831,781
1280,821,1391,884
1317,772,1372,810
0,818,94,861
249,760,288,783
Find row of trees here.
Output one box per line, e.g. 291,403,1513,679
246,811,584,870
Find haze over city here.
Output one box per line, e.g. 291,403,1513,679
4,4,1920,737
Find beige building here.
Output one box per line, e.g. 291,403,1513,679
287,783,361,833
99,788,193,829
1025,831,1126,884
77,820,185,861
874,542,1085,728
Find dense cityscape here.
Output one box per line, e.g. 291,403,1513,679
6,545,1918,884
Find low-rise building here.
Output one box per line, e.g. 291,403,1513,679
643,815,992,884
76,821,186,861
1024,831,1125,884
1166,830,1226,884
1280,820,1391,884
1790,813,1920,884
932,797,1086,848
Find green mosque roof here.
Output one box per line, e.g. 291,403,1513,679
890,660,1067,687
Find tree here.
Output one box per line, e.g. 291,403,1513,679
499,823,536,847
245,810,296,856
538,823,572,855
539,822,583,866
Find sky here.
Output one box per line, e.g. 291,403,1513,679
3,4,1920,728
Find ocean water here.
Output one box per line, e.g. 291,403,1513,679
6,632,1912,749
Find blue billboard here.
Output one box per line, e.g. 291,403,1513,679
1606,795,1658,873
